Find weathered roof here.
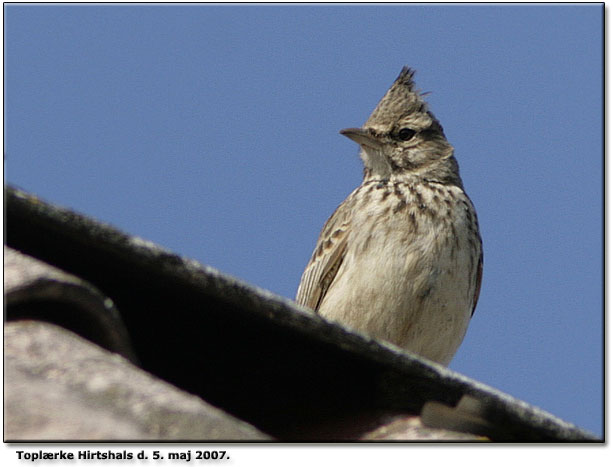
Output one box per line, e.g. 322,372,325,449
5,319,270,441
4,185,599,441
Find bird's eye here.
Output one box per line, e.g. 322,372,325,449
398,128,416,141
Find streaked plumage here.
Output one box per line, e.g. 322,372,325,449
296,67,482,365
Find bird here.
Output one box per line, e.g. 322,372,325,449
296,67,482,365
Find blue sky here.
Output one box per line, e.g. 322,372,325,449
4,4,603,438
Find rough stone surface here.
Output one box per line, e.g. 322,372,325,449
4,321,270,441
4,246,137,362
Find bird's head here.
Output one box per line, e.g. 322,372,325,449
341,67,461,186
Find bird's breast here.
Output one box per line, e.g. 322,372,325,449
318,180,480,364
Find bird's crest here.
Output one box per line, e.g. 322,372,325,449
364,66,430,130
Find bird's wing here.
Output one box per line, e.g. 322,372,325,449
471,249,483,317
295,203,351,311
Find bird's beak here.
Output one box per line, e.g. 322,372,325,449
340,128,382,150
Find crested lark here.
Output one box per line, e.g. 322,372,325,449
296,67,482,365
